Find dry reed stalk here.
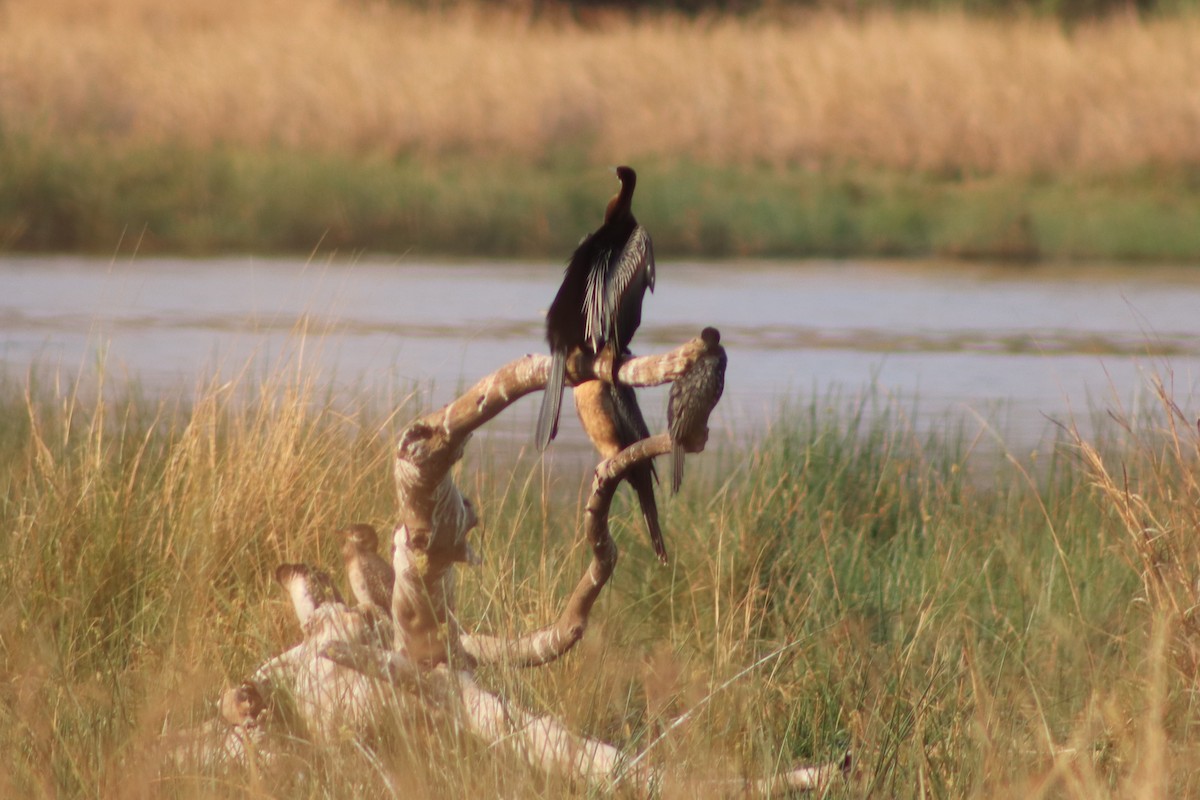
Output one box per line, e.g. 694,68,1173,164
1071,377,1200,625
2,0,1199,173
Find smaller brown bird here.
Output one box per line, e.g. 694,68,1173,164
667,327,727,494
575,379,666,564
339,523,395,613
275,563,343,629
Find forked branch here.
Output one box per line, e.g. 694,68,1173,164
197,329,848,794
391,334,715,667
460,434,672,668
412,337,709,455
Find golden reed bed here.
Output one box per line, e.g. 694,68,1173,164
3,0,1200,174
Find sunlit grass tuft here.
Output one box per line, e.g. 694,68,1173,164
0,355,406,796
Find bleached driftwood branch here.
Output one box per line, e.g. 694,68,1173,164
191,331,847,794
388,339,709,670
460,434,671,667
319,436,847,797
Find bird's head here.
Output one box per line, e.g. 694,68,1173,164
613,165,637,190
340,523,379,551
605,166,638,221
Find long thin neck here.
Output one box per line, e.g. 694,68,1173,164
604,174,635,223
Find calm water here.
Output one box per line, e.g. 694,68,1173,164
3,255,1200,453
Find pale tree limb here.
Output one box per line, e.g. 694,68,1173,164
455,671,847,797
455,670,656,789
420,338,709,455
201,337,715,733
738,759,852,796
170,604,385,770
460,434,672,668
191,330,850,794
164,716,274,774
316,641,424,691
389,336,713,670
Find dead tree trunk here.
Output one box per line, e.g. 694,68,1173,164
386,339,712,671
193,332,848,795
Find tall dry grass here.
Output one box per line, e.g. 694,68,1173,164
0,354,407,796
3,0,1200,174
6,350,1200,795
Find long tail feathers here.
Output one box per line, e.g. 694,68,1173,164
606,381,667,563
536,350,566,452
631,463,667,565
671,441,685,495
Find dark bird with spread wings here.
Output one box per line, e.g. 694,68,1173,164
574,380,666,564
536,166,655,451
668,327,727,494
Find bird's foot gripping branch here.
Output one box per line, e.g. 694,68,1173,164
178,330,847,795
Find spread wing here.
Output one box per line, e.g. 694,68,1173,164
582,226,654,351
582,245,615,350
612,224,653,302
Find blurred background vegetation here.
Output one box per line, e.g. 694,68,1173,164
489,0,1190,18
1,0,1198,258
430,0,1193,21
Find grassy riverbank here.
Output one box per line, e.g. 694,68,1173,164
2,360,1199,796
3,1,1200,260
6,143,1200,261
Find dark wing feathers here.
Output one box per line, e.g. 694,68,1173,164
536,349,567,452
605,226,654,350
583,246,615,350
581,225,654,353
609,382,655,476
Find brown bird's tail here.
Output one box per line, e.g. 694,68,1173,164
536,349,566,451
670,440,686,495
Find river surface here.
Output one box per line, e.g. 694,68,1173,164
3,255,1200,455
